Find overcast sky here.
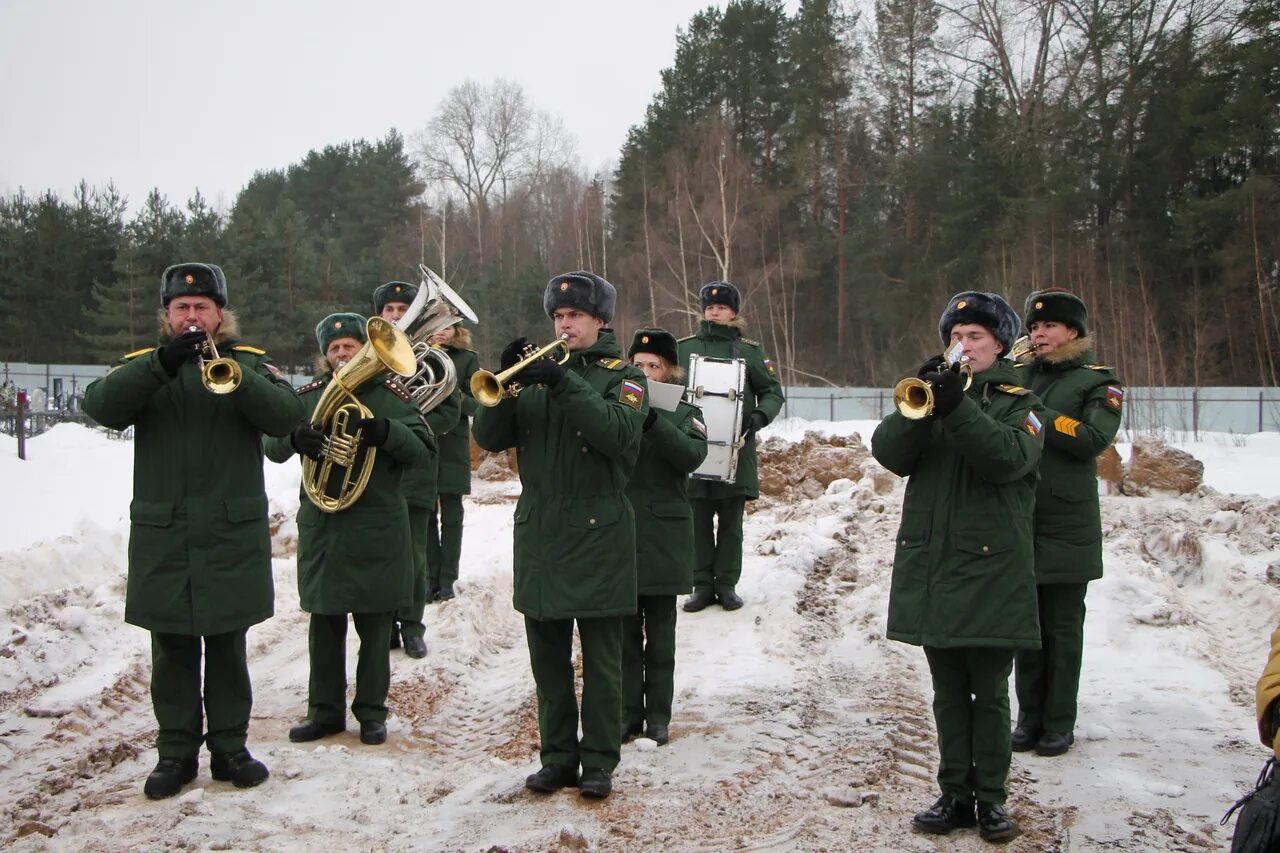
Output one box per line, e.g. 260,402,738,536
0,0,739,214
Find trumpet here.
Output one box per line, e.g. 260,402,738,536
471,335,571,407
1009,335,1039,361
189,325,242,394
892,341,973,419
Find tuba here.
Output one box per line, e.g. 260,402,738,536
471,336,571,407
892,340,973,419
392,264,479,415
301,317,417,513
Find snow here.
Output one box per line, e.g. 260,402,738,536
1,420,1279,849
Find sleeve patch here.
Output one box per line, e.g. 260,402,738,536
1106,386,1124,409
620,379,645,410
764,359,777,376
1024,411,1043,437
1054,415,1081,438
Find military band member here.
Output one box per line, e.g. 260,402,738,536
265,313,433,746
82,262,303,799
871,292,1044,841
473,271,648,799
623,329,708,746
1011,288,1123,757
677,281,785,612
374,281,461,658
427,320,481,602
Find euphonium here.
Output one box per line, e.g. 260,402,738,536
471,335,571,407
1009,335,1039,362
892,341,973,420
190,325,242,394
392,264,478,415
301,317,417,513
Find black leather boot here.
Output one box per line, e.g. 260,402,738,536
288,719,345,742
210,749,269,788
1035,731,1074,756
360,720,387,745
1011,724,1040,752
579,767,613,799
682,588,716,612
718,589,744,610
911,793,977,834
143,756,198,799
525,763,579,793
404,635,428,659
645,723,670,745
621,721,643,743
977,802,1017,840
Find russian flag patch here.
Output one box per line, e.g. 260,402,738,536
1106,385,1124,409
1024,410,1043,437
620,379,645,410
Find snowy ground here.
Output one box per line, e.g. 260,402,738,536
2,420,1279,851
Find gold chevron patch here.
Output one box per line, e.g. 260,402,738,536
1054,415,1081,437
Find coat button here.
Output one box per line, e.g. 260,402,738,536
588,518,597,526
982,545,990,553
900,539,906,546
581,446,588,453
576,430,582,437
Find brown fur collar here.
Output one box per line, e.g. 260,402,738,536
156,308,241,344
1034,335,1091,365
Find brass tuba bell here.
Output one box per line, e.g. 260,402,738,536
392,264,479,415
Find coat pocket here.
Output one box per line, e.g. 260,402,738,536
894,509,930,549
649,500,691,520
225,495,268,523
954,530,1009,557
1048,477,1096,503
130,500,173,528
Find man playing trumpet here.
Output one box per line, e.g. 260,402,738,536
266,313,433,747
871,292,1045,841
473,271,648,799
82,262,303,799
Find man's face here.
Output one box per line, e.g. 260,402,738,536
1028,320,1079,357
704,304,737,324
632,353,669,383
949,323,1002,373
553,308,605,351
326,337,363,372
380,301,410,323
167,296,222,337
430,324,458,346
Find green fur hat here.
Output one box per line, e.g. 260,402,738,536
627,328,679,366
315,312,367,354
1024,287,1088,336
373,280,418,315
160,262,228,307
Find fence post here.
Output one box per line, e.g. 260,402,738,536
1261,391,1265,433
16,391,27,460
829,392,835,422
1191,388,1199,440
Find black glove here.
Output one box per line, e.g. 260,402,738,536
643,408,659,431
500,337,528,371
917,354,947,378
356,417,391,448
290,422,326,460
158,329,208,376
515,358,564,389
927,368,964,418
740,410,767,438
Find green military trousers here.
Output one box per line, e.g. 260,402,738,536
692,496,747,594
151,630,252,759
426,493,465,593
622,595,678,729
307,612,394,725
525,615,623,772
397,506,431,641
1014,582,1089,735
923,645,1015,805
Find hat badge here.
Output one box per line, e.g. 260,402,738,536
957,299,967,309
559,282,570,292
1035,301,1044,309
394,285,401,293
641,335,650,344
711,287,719,295
184,274,195,285
334,321,342,329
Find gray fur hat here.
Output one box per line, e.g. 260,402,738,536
315,312,367,354
544,271,616,322
160,262,228,307
937,291,1021,356
699,281,741,314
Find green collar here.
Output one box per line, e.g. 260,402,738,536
699,320,740,341
571,330,622,365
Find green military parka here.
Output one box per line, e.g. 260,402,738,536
871,360,1045,650
265,376,433,615
437,345,480,496
82,340,303,636
676,320,785,500
399,386,461,509
625,401,709,596
1014,337,1123,584
473,331,648,620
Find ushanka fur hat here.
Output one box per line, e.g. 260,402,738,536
544,271,616,322
160,262,228,307
938,291,1021,356
1024,287,1088,336
315,312,367,354
627,328,679,366
373,280,418,315
699,281,741,314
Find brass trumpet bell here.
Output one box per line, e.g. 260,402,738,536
471,336,571,407
190,325,243,394
891,341,973,419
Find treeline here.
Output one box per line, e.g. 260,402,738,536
2,0,1278,386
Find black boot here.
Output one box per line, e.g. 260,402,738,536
1011,724,1040,753
621,721,643,743
977,802,1017,841
288,719,345,743
645,723,670,745
911,793,976,834
209,749,269,788
1035,731,1074,756
579,767,613,799
404,635,427,659
718,589,744,611
436,584,455,601
525,763,578,793
143,756,198,800
682,588,716,612
360,720,387,745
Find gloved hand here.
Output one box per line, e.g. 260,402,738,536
643,408,659,431
356,417,391,448
927,368,965,418
500,337,528,371
290,422,326,460
740,410,767,439
917,354,947,378
515,358,564,389
158,328,208,376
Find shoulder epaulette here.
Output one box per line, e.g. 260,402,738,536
384,378,414,403
597,357,625,370
123,347,155,360
232,344,267,356
1012,361,1029,368
677,335,697,343
995,384,1032,396
296,379,325,394
1084,364,1113,371
740,338,761,347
